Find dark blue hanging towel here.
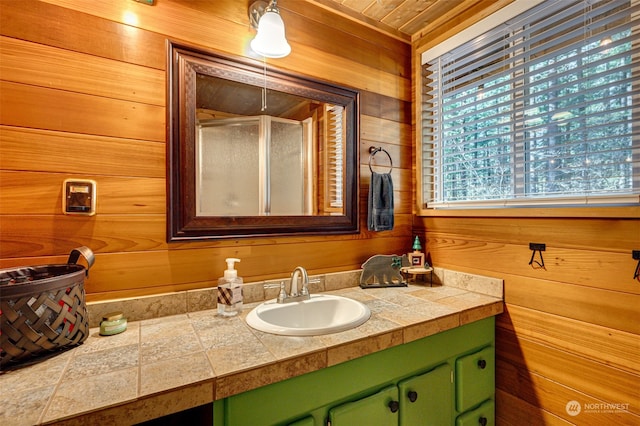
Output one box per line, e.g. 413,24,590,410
367,172,394,231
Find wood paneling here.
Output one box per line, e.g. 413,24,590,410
0,36,164,106
359,164,411,191
0,203,413,259
0,0,413,304
504,274,639,334
308,0,519,43
3,1,637,423
497,327,639,416
40,0,411,102
0,0,167,69
0,236,407,302
281,1,410,75
419,216,639,251
0,81,165,141
499,305,639,376
416,214,640,422
360,115,412,147
496,389,571,425
360,91,412,124
0,127,165,177
412,0,640,404
422,235,638,294
0,171,165,215
497,364,640,424
0,215,166,257
412,0,514,49
360,141,411,172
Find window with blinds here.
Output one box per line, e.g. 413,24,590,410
325,104,345,210
421,0,639,209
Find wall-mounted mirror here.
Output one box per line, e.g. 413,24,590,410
167,42,360,240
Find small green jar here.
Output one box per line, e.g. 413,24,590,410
99,311,127,336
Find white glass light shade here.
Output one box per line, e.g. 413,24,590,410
250,10,291,58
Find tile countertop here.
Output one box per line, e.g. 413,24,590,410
0,269,503,426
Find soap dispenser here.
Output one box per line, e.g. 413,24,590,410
217,258,243,317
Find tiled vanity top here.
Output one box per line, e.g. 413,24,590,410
0,270,503,426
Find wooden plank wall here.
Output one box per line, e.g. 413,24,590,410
413,214,640,424
0,0,413,301
3,1,638,424
413,3,640,422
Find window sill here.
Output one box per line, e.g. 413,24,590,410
416,205,640,219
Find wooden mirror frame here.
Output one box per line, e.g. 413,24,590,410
167,42,360,241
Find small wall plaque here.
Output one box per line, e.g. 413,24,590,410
63,179,96,216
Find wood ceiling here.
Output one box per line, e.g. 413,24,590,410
303,0,512,42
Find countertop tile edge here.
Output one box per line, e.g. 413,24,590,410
3,269,504,424
41,380,215,426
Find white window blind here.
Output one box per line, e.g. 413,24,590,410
421,0,640,208
326,104,345,209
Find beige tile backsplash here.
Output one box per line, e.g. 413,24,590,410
87,269,501,327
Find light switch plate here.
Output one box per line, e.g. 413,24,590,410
63,179,96,216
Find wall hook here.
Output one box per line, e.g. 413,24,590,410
529,243,546,269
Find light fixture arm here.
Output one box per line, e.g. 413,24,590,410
249,0,268,30
249,0,281,30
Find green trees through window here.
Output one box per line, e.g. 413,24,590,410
421,0,639,208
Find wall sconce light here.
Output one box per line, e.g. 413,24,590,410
249,0,291,58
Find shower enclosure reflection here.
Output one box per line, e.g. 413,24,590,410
197,116,312,216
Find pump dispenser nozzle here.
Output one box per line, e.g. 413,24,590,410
218,258,243,317
224,258,240,279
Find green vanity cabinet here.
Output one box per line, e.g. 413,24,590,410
329,385,399,426
455,400,495,426
328,363,453,426
215,317,495,426
398,363,453,425
287,417,315,426
455,346,495,413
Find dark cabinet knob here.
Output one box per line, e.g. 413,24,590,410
478,359,487,369
407,390,418,402
388,400,400,413
479,415,488,426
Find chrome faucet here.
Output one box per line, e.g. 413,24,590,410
289,266,309,299
264,266,320,304
275,266,310,303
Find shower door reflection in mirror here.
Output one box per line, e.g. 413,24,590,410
197,115,313,216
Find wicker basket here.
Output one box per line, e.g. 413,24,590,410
0,247,94,367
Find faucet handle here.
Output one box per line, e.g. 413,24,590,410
263,282,283,289
264,281,288,303
277,282,287,303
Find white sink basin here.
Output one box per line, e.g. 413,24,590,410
245,294,371,336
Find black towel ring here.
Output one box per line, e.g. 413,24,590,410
368,147,393,174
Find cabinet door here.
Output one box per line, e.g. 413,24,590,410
329,385,399,426
288,416,315,426
455,399,494,426
398,363,453,426
455,346,494,413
